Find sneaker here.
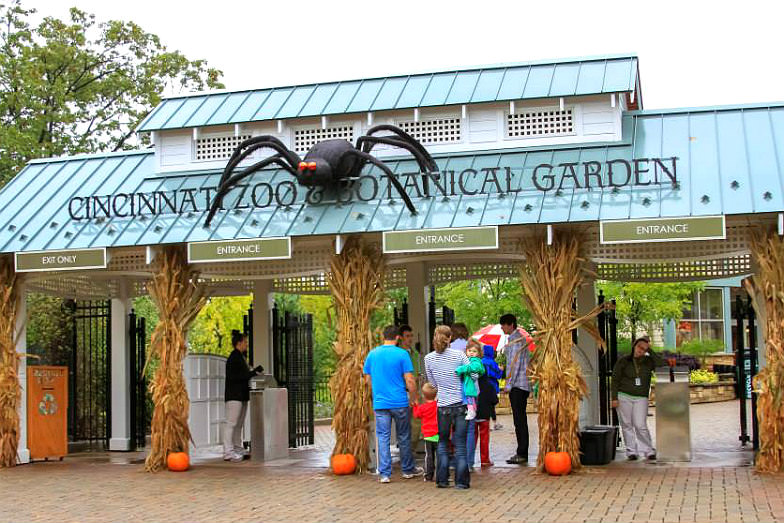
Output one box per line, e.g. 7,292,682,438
506,454,527,465
481,461,494,467
402,466,424,479
379,476,391,483
646,454,656,461
493,422,504,430
436,482,450,488
455,484,470,490
229,452,244,463
627,454,639,461
469,466,475,472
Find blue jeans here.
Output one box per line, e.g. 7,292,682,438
437,404,470,488
466,418,476,467
374,407,416,478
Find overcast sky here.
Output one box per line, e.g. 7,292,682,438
30,0,784,109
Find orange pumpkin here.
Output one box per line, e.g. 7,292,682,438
544,451,571,476
331,454,356,475
167,451,190,472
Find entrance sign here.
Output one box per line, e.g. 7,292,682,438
188,237,292,263
15,248,107,273
600,215,726,244
27,366,68,460
383,226,498,254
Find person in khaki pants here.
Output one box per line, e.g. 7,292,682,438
611,336,669,461
223,330,263,462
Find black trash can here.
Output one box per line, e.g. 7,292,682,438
579,425,618,465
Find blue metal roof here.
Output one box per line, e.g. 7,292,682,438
4,103,784,254
137,55,640,132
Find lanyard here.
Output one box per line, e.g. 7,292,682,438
632,357,640,378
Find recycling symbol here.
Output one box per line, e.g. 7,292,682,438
38,393,58,416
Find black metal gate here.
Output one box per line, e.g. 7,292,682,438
243,305,254,367
66,300,111,447
596,291,619,427
428,293,454,343
271,305,314,448
734,295,759,449
394,298,409,327
128,309,149,451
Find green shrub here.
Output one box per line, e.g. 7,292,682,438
690,369,719,384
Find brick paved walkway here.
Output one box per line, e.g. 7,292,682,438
2,403,781,523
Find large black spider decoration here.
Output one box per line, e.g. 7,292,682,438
204,125,438,227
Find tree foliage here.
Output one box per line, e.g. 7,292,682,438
597,281,705,339
436,278,532,334
188,296,252,356
0,0,223,184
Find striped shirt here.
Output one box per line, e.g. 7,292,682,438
504,330,531,392
424,348,469,407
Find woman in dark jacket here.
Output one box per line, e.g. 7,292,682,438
223,330,263,462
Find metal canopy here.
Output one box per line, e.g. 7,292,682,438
136,55,639,132
3,103,783,255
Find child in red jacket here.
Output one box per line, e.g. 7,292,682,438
413,382,438,481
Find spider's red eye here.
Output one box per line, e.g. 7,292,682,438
307,162,317,170
298,162,307,171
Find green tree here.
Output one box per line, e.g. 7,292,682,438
437,278,532,334
597,281,705,340
0,1,223,184
188,296,252,356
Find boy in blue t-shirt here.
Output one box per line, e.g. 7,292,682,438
363,325,423,483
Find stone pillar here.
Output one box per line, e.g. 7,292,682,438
252,280,273,373
109,282,132,451
403,262,429,365
16,284,29,464
574,280,599,428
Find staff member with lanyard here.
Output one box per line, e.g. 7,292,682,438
611,335,667,461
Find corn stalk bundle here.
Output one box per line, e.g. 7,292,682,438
519,234,605,472
745,229,784,472
144,246,206,472
327,237,385,473
0,256,20,468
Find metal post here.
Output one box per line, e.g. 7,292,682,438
128,309,137,451
597,291,608,425
736,295,749,446
609,299,619,430
747,298,759,451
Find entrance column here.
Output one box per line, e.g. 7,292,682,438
575,280,600,428
16,284,29,464
403,262,429,367
252,280,273,373
109,281,132,451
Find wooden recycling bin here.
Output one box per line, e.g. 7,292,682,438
27,366,68,460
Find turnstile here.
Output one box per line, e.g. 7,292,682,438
655,366,691,461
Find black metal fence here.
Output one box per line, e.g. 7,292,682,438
272,306,315,448
67,300,111,447
734,295,759,449
128,309,149,451
596,291,618,427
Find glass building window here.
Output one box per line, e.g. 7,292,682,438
676,288,725,348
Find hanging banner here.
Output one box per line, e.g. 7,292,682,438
15,248,107,273
187,237,292,263
600,215,726,244
383,226,498,254
27,366,68,460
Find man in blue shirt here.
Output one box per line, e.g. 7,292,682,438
363,325,423,483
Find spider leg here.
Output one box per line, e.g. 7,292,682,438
342,149,417,215
355,135,436,174
205,155,291,227
220,136,300,187
362,124,438,171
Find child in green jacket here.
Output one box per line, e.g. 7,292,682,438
456,339,486,420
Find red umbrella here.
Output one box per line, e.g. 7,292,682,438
472,324,534,354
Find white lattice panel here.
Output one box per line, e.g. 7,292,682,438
428,262,520,285
195,134,251,161
26,274,120,299
507,108,574,138
597,255,752,282
293,125,354,154
397,118,462,144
